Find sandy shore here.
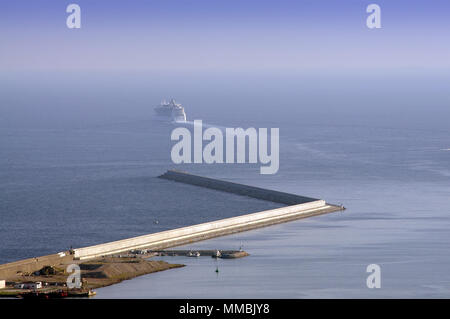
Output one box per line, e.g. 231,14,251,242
0,255,184,298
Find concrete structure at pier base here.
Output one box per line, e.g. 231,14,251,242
72,171,344,260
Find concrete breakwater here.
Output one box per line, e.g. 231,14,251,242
72,171,344,260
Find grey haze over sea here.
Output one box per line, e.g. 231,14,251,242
1,71,449,298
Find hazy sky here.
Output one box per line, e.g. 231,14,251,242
1,0,449,71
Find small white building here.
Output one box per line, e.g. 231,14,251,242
0,280,5,289
22,282,42,289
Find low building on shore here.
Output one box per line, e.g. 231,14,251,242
14,281,42,289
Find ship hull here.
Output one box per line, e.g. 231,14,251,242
154,107,186,122
154,107,173,116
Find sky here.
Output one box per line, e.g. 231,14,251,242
1,0,450,72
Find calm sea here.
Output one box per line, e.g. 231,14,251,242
1,71,449,297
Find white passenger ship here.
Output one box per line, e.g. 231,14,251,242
154,98,187,122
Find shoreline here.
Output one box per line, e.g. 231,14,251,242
0,255,184,298
0,249,249,298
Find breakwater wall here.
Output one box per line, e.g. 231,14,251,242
73,199,338,260
158,170,317,205
72,171,344,260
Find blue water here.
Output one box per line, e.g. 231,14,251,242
1,71,449,297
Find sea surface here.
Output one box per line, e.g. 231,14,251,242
1,71,449,298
